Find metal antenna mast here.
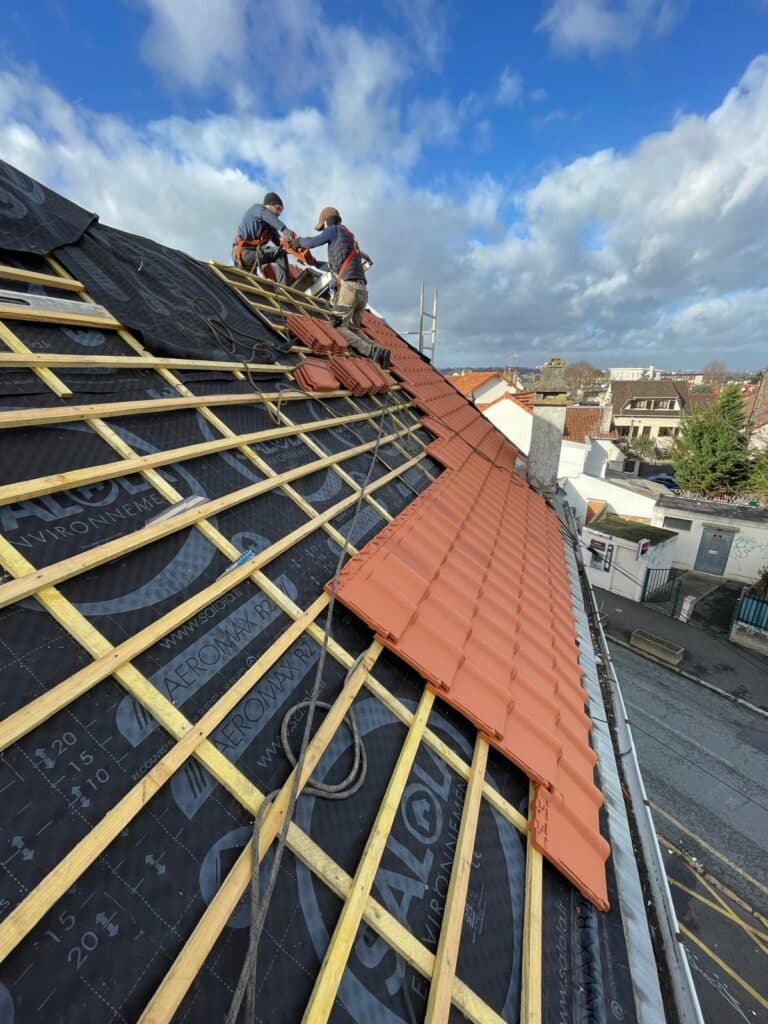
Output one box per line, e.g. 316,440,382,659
405,281,438,363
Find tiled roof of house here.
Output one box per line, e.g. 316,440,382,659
564,406,606,442
0,158,696,1024
611,378,691,413
743,380,768,428
447,370,501,396
477,389,534,413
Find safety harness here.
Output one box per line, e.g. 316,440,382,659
233,228,273,268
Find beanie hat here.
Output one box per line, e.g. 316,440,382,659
263,192,284,207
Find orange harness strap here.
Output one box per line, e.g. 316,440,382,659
234,229,273,266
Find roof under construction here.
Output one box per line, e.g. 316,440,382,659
0,159,701,1023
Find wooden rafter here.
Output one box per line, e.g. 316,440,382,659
425,735,489,1023
302,688,435,1022
521,782,543,1024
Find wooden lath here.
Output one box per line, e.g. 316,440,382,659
0,389,345,430
0,263,84,291
0,351,289,373
209,260,335,330
0,427,419,614
0,319,72,398
0,401,412,505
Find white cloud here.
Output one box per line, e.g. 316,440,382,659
496,68,523,106
1,53,767,370
538,0,684,55
138,0,248,90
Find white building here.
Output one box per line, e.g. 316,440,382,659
581,513,678,602
608,365,662,382
651,496,768,583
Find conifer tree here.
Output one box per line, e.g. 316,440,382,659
672,384,753,496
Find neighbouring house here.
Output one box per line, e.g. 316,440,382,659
651,495,768,583
480,395,622,482
446,369,511,405
605,379,712,451
582,512,677,602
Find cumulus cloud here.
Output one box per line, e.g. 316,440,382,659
496,68,523,106
0,51,767,370
539,0,684,55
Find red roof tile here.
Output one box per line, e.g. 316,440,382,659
330,442,610,909
294,358,342,393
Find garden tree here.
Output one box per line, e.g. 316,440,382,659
701,360,728,384
564,361,604,390
629,435,654,460
672,383,753,496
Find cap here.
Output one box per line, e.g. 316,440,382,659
314,206,340,230
263,192,284,208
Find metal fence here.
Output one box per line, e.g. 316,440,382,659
737,592,768,632
640,567,683,616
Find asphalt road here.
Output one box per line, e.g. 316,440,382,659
610,644,768,1023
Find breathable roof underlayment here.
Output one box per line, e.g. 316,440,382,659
0,159,699,1023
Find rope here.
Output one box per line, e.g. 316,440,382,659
225,388,393,1024
281,697,367,799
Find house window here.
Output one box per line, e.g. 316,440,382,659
658,427,674,437
641,426,652,437
662,516,692,531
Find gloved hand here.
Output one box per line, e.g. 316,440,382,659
281,229,299,247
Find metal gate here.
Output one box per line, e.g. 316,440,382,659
694,527,734,575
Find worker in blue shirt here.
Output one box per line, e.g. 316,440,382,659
295,207,371,328
232,192,298,283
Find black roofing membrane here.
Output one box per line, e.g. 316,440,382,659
0,191,652,1022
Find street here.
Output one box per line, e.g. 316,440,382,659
610,643,768,1024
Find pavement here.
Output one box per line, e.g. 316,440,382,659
594,586,768,711
609,644,768,1024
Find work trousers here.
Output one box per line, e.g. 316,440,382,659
333,278,368,328
232,241,289,285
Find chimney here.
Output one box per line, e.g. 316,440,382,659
528,357,568,497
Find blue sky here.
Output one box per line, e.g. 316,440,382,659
1,0,767,369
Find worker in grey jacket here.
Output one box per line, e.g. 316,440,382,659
232,192,298,283
295,207,371,327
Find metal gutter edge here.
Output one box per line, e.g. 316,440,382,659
561,500,704,1024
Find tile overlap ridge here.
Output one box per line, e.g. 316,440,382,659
331,312,611,910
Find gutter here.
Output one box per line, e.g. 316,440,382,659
565,503,704,1024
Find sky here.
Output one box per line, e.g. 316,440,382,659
1,1,767,371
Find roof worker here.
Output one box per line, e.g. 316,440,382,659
295,207,371,328
232,192,298,284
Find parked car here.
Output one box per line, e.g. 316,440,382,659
648,473,679,490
